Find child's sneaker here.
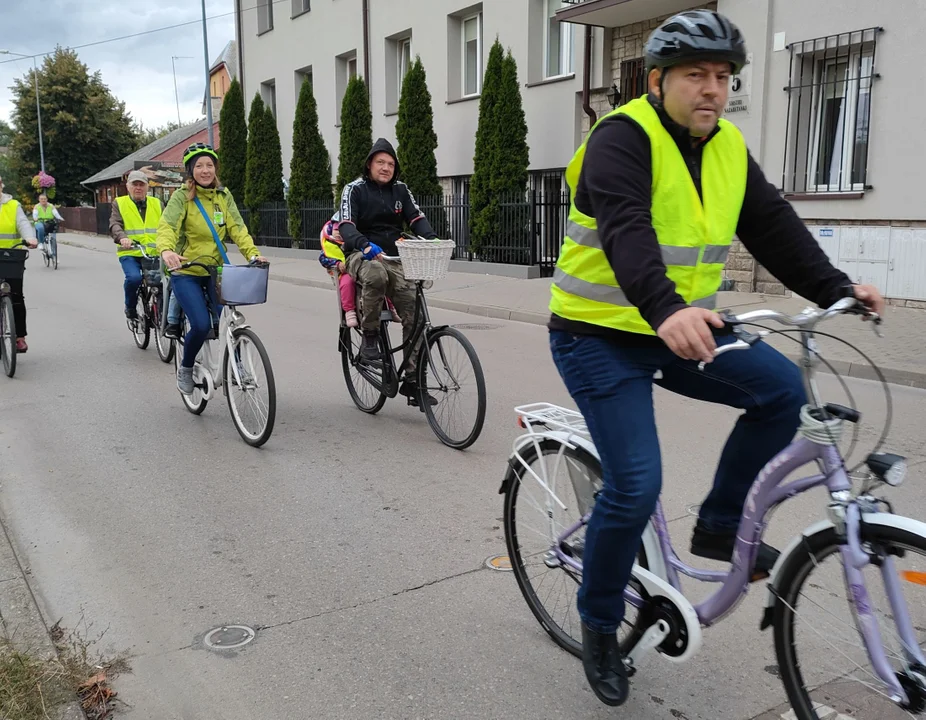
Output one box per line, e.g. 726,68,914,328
345,310,359,328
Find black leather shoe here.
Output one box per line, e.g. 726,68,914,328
399,380,438,410
580,623,629,707
690,521,780,580
360,332,381,361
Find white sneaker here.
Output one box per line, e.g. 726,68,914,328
345,310,359,328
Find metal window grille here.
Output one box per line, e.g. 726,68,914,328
781,27,881,195
620,57,646,103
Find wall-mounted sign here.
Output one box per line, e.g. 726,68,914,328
724,52,752,116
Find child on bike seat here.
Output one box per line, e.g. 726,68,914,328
318,219,398,327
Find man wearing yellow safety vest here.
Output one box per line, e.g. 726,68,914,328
0,175,38,353
109,170,163,320
547,10,885,707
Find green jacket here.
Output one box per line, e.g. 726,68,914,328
156,184,259,276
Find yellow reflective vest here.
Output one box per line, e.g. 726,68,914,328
115,195,162,258
0,200,22,249
549,96,747,335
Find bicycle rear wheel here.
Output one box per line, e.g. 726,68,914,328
223,327,276,447
773,522,926,719
503,440,647,658
0,295,16,378
133,291,150,349
418,326,486,450
174,325,207,414
151,292,174,363
340,326,387,414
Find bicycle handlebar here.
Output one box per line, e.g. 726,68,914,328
698,295,882,369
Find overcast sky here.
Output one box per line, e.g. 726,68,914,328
0,0,236,131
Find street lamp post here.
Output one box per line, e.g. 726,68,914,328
200,0,215,146
0,50,45,172
171,56,194,127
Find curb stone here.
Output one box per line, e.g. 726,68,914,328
58,238,926,389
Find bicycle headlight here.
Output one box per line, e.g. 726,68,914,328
866,452,907,487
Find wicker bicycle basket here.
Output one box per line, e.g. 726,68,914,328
395,238,455,281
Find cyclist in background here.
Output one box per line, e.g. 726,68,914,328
156,143,267,395
338,138,437,404
0,175,38,352
32,193,63,252
110,170,164,320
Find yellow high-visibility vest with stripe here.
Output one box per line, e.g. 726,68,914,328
115,195,161,258
549,96,747,335
36,204,55,221
0,200,22,249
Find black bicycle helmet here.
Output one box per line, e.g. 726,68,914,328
644,10,747,75
183,142,219,173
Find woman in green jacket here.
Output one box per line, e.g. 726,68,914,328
156,143,268,395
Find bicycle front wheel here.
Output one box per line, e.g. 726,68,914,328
0,295,16,378
418,326,486,450
773,521,926,719
223,327,276,447
503,440,648,658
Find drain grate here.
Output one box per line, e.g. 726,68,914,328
452,323,503,331
202,625,256,651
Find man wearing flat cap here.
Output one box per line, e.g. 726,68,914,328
109,170,164,320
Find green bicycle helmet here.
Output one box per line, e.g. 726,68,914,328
183,142,219,172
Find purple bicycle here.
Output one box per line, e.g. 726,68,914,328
502,296,926,719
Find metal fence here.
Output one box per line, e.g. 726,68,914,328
244,191,569,275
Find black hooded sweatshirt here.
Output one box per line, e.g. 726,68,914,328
338,138,437,257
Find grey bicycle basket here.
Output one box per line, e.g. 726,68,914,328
217,263,269,306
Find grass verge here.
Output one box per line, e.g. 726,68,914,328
0,619,130,720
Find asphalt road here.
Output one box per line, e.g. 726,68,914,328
2,243,925,720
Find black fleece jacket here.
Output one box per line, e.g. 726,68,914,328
338,138,437,257
549,96,851,343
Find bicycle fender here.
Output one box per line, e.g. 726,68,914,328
759,513,926,631
500,430,599,494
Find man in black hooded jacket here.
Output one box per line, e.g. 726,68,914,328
339,138,439,404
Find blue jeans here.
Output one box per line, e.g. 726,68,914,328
549,330,806,633
171,274,219,368
34,222,46,244
119,256,143,310
165,281,181,325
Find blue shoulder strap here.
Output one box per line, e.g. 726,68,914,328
192,196,231,264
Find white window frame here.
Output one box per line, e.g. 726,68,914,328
807,46,873,193
543,0,575,79
461,12,483,97
398,38,412,99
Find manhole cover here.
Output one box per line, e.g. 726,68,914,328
452,323,502,331
203,625,256,650
485,554,512,571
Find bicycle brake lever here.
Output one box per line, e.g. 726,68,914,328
697,332,767,371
